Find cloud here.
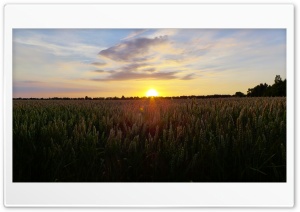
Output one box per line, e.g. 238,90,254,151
181,73,196,80
13,86,99,93
19,80,43,84
94,34,204,81
143,68,156,72
122,29,148,40
98,36,169,62
91,62,106,67
148,29,179,38
14,35,101,60
14,80,45,87
122,63,148,72
92,70,106,73
91,71,178,81
95,35,195,81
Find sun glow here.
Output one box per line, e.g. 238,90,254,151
146,89,158,97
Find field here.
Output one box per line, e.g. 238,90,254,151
13,97,286,182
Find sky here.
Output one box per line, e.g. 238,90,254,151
13,29,286,98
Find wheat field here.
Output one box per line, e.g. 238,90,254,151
13,97,286,182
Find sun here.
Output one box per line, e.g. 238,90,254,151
146,89,158,97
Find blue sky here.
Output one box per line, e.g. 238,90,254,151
13,29,286,98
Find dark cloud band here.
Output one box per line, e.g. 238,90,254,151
91,71,178,81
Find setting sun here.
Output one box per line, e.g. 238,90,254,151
146,89,158,97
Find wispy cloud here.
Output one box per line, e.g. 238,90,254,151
181,73,196,80
92,70,106,73
91,62,107,67
147,29,179,38
121,29,148,40
122,63,148,72
14,35,101,60
91,71,179,81
14,86,99,93
19,80,43,84
144,68,156,72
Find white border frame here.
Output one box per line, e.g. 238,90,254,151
4,4,294,207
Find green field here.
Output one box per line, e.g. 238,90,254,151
13,97,286,182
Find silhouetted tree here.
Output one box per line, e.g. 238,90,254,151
246,75,286,97
271,76,286,96
235,91,245,97
275,75,282,84
247,83,269,97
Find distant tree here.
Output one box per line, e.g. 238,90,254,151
235,91,245,97
275,75,282,84
271,76,286,96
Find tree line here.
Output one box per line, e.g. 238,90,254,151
13,94,233,100
235,75,286,97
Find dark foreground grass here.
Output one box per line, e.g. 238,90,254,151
13,97,286,182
